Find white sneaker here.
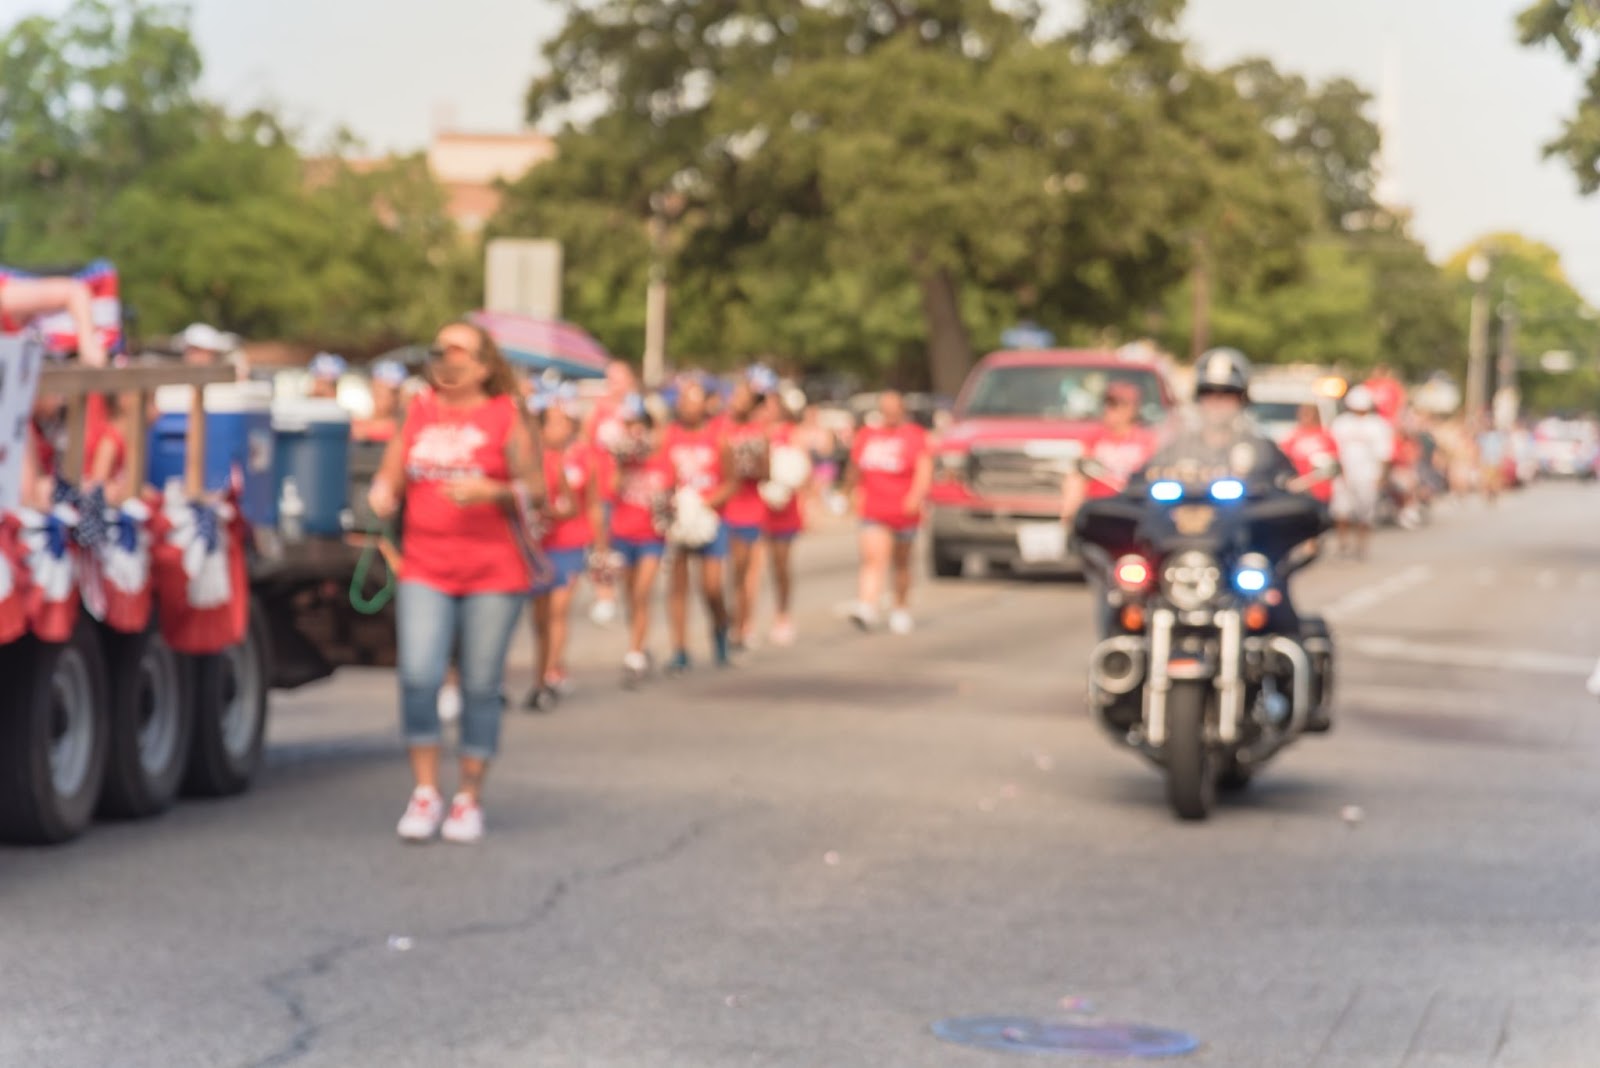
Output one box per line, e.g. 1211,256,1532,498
397,787,445,841
440,793,484,844
590,598,618,627
889,609,914,636
849,603,879,631
437,684,462,724
770,617,797,647
1587,660,1600,698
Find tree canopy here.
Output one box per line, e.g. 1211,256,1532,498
496,0,1476,392
1518,0,1600,193
0,0,475,353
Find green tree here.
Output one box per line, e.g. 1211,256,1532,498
1446,232,1600,412
1517,0,1600,193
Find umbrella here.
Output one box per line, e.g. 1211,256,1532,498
468,310,611,380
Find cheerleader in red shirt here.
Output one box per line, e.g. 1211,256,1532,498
723,367,777,649
524,387,604,711
661,378,734,671
600,395,676,687
846,391,933,635
762,392,806,646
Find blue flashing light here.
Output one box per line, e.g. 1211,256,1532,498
1210,479,1246,502
1234,568,1270,594
1150,480,1183,503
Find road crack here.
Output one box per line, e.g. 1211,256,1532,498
244,815,718,1068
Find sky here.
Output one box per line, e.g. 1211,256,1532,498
9,0,1600,301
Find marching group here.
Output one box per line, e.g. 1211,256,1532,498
367,322,932,844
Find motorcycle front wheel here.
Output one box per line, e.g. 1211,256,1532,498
1165,681,1216,821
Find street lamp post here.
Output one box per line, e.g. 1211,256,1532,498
642,195,670,390
1494,280,1518,430
1465,253,1491,423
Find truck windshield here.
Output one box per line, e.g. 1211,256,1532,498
962,366,1162,422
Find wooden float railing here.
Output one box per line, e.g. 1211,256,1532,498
38,360,237,499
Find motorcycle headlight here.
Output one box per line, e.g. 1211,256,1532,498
1162,550,1222,611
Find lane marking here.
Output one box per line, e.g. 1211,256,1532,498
1345,635,1596,677
1339,683,1559,714
1322,565,1435,622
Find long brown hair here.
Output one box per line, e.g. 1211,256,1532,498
433,320,519,398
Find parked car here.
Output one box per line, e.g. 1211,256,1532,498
1533,417,1600,480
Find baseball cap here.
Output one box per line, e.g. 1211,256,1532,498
181,323,234,353
746,365,780,396
309,352,348,381
370,359,407,386
1105,381,1142,406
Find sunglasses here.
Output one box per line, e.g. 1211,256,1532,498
427,341,480,361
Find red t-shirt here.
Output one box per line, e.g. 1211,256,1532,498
85,394,125,482
661,421,725,502
603,450,675,543
399,391,530,596
544,442,598,551
852,422,929,528
1281,426,1340,503
722,418,769,528
1365,376,1406,425
1082,425,1159,499
764,424,804,534
587,396,626,453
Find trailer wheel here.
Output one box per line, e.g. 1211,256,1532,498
99,626,192,820
183,600,272,798
0,621,111,844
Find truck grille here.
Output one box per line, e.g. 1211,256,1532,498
970,448,1066,497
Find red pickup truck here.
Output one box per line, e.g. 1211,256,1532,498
928,348,1177,577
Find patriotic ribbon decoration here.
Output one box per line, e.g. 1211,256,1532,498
100,499,151,595
17,504,79,604
161,485,234,610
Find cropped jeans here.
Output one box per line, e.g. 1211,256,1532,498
397,580,525,760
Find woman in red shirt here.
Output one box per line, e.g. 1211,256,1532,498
722,368,775,649
661,378,734,671
762,393,806,646
600,395,675,687
1280,404,1341,505
524,390,604,711
368,320,545,845
846,391,933,635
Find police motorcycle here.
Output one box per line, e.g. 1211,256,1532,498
1072,416,1336,822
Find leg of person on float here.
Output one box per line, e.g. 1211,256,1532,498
0,276,106,366
397,581,458,795
455,591,526,801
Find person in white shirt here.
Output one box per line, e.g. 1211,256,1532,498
1328,385,1395,560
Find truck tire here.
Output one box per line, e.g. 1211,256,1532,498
1164,681,1215,822
98,626,192,820
183,600,272,798
0,620,111,845
929,538,963,579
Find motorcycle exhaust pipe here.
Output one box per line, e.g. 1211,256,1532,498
1089,636,1146,697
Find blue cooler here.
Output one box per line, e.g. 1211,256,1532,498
272,398,352,536
148,382,278,527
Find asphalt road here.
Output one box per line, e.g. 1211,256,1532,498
6,484,1600,1068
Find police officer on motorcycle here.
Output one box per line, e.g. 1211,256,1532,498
1108,346,1334,732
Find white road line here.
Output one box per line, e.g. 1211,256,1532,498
1345,635,1596,677
1322,565,1435,622
1338,683,1510,714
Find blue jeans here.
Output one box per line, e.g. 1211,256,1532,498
397,581,525,759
